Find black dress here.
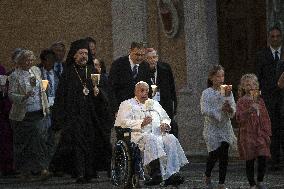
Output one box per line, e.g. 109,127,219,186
51,64,112,178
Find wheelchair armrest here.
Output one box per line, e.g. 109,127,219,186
115,126,132,141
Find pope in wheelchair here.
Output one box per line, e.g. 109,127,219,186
114,81,189,186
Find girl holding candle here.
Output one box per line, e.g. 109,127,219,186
200,65,237,189
236,74,271,189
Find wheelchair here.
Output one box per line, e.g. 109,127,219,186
111,126,144,188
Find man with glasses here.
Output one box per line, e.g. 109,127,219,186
109,42,152,113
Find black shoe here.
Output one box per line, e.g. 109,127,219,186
107,170,111,178
269,164,282,172
92,171,100,179
144,175,162,186
76,176,90,184
1,171,20,177
53,171,64,177
163,173,184,186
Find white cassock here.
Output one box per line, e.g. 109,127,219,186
115,98,189,180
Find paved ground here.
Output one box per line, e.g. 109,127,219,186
1,161,284,189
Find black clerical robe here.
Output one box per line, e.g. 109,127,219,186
51,64,112,177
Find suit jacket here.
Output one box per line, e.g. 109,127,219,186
256,47,283,97
109,55,152,112
256,47,284,122
276,60,284,116
154,61,177,119
8,66,49,121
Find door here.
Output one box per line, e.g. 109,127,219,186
217,0,267,96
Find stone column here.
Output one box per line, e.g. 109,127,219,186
177,0,219,156
266,0,284,31
111,0,147,59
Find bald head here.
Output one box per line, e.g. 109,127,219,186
135,81,149,103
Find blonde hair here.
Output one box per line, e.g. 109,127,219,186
238,73,259,97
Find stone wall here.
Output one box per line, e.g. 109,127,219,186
146,0,187,91
0,0,113,71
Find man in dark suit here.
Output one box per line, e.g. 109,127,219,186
256,26,283,171
145,48,178,138
50,41,66,78
109,42,152,112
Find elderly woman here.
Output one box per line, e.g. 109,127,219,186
8,50,50,180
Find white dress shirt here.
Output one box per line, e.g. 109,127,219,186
270,46,281,60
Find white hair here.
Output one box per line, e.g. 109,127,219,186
135,81,149,88
14,50,36,64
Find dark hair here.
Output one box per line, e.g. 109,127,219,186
130,41,146,50
50,41,65,49
269,26,282,35
99,59,107,74
207,64,224,87
85,37,96,45
40,49,56,61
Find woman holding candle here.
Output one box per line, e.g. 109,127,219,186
200,65,237,189
236,74,271,189
8,50,50,180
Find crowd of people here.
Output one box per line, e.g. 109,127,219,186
0,39,183,186
0,26,284,189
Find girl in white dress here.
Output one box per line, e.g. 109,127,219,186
200,65,237,189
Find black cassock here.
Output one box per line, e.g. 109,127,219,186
51,63,112,178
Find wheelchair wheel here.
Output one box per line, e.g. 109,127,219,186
131,174,140,188
111,140,132,188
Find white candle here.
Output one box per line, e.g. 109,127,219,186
42,80,49,91
151,84,157,97
91,74,101,85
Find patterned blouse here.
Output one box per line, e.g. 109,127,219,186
200,87,237,152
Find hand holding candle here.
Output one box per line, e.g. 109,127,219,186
42,80,49,91
151,84,157,97
250,89,260,101
250,89,260,116
220,84,232,96
91,74,100,86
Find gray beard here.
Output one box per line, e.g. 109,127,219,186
76,60,87,66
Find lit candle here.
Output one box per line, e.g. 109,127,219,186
42,80,49,91
91,74,101,86
151,84,157,97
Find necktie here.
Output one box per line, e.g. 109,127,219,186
46,72,53,97
150,69,156,84
132,65,138,78
56,63,61,76
275,51,279,61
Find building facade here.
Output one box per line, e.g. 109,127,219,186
0,0,276,156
